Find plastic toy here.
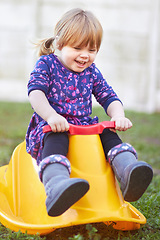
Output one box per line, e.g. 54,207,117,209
0,122,146,235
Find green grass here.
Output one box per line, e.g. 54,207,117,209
92,106,160,170
0,102,34,166
0,102,160,239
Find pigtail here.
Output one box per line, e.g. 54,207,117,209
35,37,55,57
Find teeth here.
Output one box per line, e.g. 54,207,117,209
78,61,85,64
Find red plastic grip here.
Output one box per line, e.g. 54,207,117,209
43,121,115,135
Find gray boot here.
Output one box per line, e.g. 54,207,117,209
42,161,90,217
108,143,153,202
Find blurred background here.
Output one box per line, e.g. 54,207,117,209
0,0,160,112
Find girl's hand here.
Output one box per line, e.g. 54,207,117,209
107,101,132,132
47,113,69,132
111,116,132,132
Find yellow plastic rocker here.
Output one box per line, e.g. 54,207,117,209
0,122,146,235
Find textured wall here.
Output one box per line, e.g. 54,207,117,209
0,0,159,112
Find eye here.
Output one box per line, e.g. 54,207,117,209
89,49,97,53
74,47,81,50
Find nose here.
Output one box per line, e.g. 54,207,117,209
80,50,89,59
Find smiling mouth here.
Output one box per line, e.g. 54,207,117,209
75,60,87,67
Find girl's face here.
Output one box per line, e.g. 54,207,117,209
58,45,97,72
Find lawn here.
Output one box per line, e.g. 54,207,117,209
0,101,159,239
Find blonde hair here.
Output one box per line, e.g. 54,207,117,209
37,8,103,56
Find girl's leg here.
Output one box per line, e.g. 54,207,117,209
100,128,122,158
42,131,69,159
39,132,89,217
100,129,153,202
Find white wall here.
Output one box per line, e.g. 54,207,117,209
0,0,160,112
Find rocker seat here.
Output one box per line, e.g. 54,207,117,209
0,123,146,235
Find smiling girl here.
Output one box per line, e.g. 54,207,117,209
26,8,153,217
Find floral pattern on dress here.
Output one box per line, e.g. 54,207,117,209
26,53,121,164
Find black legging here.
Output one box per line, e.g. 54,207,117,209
42,132,69,159
100,128,122,158
42,129,122,160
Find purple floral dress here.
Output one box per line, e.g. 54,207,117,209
26,54,121,164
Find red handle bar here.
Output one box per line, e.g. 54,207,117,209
43,121,115,135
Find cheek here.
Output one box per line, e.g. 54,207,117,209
90,54,96,62
63,54,71,64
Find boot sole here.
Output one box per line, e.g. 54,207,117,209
123,164,153,202
47,179,89,217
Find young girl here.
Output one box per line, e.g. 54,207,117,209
26,8,153,217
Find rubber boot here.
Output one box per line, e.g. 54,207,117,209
42,162,90,217
108,144,153,202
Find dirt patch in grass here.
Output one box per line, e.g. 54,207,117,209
45,222,138,240
144,137,160,145
153,168,160,175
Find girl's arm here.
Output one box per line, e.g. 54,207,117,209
29,90,69,132
107,100,132,131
